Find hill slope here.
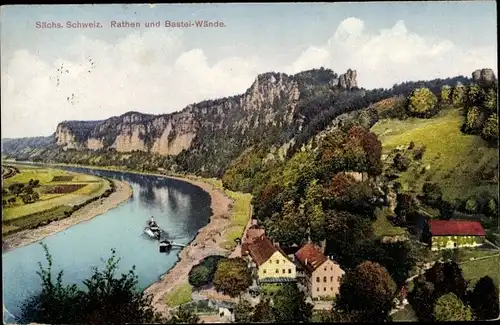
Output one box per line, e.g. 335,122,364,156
371,109,498,201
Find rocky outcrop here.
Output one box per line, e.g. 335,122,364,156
472,68,497,88
331,69,358,89
55,125,79,149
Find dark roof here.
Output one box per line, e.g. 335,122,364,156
295,243,328,273
281,245,300,255
429,220,486,236
247,235,290,266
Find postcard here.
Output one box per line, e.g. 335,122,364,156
1,2,498,324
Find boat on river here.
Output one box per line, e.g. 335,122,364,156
144,218,161,240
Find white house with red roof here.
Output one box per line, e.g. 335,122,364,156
294,243,344,300
427,220,486,251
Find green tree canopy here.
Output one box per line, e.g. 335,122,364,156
252,298,275,323
441,85,451,103
484,87,498,112
482,113,498,145
213,257,252,298
21,243,190,324
188,265,211,289
452,83,467,106
468,276,499,320
407,88,439,118
466,83,485,107
233,298,254,323
408,276,437,322
272,283,313,323
335,261,396,322
422,182,443,207
464,106,484,133
324,210,376,270
433,293,472,321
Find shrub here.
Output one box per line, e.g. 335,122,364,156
465,198,478,214
422,182,442,207
393,153,410,172
413,146,426,160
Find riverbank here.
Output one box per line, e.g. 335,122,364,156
143,175,235,316
2,180,133,253
7,161,252,316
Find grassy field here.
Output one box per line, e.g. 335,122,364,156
371,109,498,201
164,282,193,307
373,207,406,237
2,164,110,234
185,176,253,251
461,254,500,288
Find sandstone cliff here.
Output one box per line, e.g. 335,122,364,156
54,68,358,159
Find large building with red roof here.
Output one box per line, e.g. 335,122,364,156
294,243,344,299
428,220,486,251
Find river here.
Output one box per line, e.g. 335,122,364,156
2,166,212,323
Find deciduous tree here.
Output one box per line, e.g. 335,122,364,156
482,113,498,145
22,243,170,324
213,257,252,298
452,83,467,106
407,88,439,118
272,283,313,323
252,298,275,323
324,210,375,270
335,261,396,322
233,298,254,323
422,182,443,207
433,293,472,321
441,85,451,104
468,276,499,320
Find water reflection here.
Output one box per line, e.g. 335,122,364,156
2,166,212,323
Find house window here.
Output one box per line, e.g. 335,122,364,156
288,269,291,274
324,267,327,271
263,269,267,274
269,260,272,263
331,287,333,291
276,269,279,273
323,277,327,282
331,267,333,271
316,277,320,282
276,260,279,264
282,269,285,274
317,287,319,292
324,287,327,291
330,276,333,282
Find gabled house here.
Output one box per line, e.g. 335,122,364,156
427,220,486,251
244,235,296,284
295,243,344,300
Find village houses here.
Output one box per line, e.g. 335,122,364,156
242,233,297,284
241,224,345,301
294,243,345,300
